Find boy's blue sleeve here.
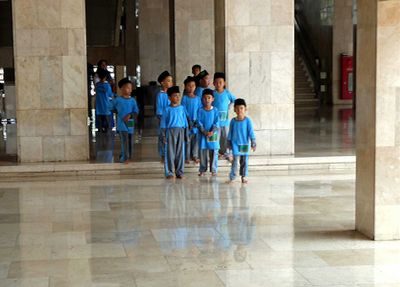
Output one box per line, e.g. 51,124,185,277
227,119,233,141
196,110,206,134
109,97,116,112
156,92,163,116
132,98,139,114
107,84,113,99
229,90,236,104
248,118,256,147
160,108,167,129
212,109,220,132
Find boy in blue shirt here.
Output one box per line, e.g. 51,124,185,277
161,86,189,179
227,99,256,184
196,89,220,176
95,69,113,133
181,76,202,164
195,70,210,98
110,78,139,163
213,72,236,160
156,71,173,162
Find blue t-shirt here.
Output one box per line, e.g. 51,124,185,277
197,107,220,150
213,89,236,127
181,95,202,134
95,82,113,115
110,96,139,134
160,105,188,129
227,117,256,156
195,86,209,98
156,90,171,117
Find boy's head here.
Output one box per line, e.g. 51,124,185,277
97,68,108,81
202,88,214,106
213,72,225,92
167,86,180,105
197,70,210,88
234,98,247,117
184,76,196,95
157,71,173,90
192,64,201,76
97,59,108,70
118,77,133,96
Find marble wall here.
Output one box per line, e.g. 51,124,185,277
138,0,171,85
332,0,354,105
174,0,215,86
12,0,89,162
356,0,400,240
225,0,294,155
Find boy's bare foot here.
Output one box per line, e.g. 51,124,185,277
176,175,184,179
194,158,200,164
227,156,234,163
166,175,174,180
241,177,248,184
198,172,205,177
211,172,217,177
226,179,235,184
185,160,190,164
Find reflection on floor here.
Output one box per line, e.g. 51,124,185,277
3,171,400,286
0,106,355,164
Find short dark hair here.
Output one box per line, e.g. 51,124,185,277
184,76,196,85
202,88,214,98
118,77,132,88
192,64,201,70
234,98,247,107
97,68,108,80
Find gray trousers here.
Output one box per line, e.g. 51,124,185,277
164,128,186,177
199,149,218,173
119,132,133,162
186,133,199,160
219,126,229,155
229,155,249,180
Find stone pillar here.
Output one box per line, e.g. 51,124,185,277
138,0,171,85
12,0,88,162
225,0,294,155
332,0,354,105
174,0,215,86
356,0,400,240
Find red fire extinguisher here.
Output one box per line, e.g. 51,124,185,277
341,54,353,100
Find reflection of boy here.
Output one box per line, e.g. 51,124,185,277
213,72,236,159
110,78,139,163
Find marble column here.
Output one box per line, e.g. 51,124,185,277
356,0,400,240
225,0,294,155
332,0,354,105
12,0,88,163
174,0,215,86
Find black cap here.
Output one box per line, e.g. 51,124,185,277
167,86,180,97
184,76,196,85
96,68,108,80
196,70,209,80
202,88,214,97
234,98,247,107
157,71,171,83
213,72,225,81
118,77,132,88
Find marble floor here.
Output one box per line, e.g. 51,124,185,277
0,105,355,165
2,171,400,286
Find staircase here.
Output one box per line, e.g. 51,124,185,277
295,50,319,109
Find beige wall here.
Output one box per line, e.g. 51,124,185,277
174,0,215,86
356,0,400,240
332,0,354,105
138,0,171,85
225,0,294,155
12,0,89,162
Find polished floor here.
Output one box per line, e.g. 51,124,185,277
2,171,400,286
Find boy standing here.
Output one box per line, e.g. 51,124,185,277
156,71,173,162
192,64,201,77
227,99,256,184
110,78,139,163
181,76,202,164
195,70,211,98
213,72,236,159
197,89,220,176
161,86,189,179
95,68,113,132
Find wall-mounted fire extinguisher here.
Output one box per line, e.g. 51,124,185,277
341,54,353,100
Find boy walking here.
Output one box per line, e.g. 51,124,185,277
161,86,189,179
213,72,236,160
95,68,113,132
110,78,139,163
197,89,220,176
181,76,202,164
227,99,256,183
156,71,173,162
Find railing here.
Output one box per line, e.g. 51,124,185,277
294,11,321,100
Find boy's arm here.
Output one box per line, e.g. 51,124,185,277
248,118,257,150
227,120,233,149
211,109,220,133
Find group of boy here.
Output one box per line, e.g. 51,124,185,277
156,65,256,183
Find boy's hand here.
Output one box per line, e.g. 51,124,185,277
163,137,167,145
251,146,256,152
123,114,131,122
207,131,213,137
